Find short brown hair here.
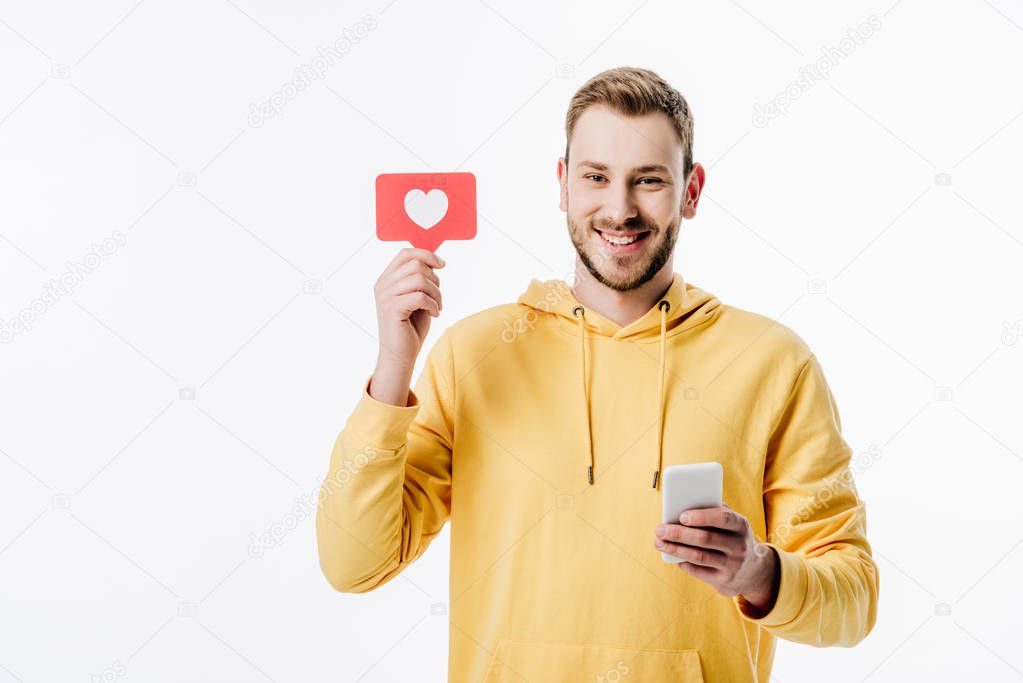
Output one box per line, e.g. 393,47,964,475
564,66,694,179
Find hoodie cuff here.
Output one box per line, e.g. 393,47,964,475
733,545,808,628
346,375,421,451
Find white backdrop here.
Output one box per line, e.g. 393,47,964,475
2,0,1022,681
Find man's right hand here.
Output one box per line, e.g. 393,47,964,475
369,248,446,406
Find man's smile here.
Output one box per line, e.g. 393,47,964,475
593,227,653,254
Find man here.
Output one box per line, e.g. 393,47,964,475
317,66,879,682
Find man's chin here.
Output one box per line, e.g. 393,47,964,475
578,251,653,291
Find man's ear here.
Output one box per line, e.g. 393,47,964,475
557,157,568,212
681,162,705,220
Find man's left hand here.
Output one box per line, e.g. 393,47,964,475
654,503,780,614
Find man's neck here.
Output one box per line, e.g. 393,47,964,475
570,260,675,328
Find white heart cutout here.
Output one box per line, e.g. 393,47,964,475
404,189,448,229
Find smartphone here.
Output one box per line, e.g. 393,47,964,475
660,462,723,563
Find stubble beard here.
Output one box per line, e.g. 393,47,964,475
567,212,681,292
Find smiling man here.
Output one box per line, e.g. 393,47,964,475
317,66,879,682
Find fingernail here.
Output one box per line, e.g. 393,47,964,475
655,524,667,537
680,513,691,525
655,541,666,549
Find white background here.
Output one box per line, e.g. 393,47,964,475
2,0,1022,681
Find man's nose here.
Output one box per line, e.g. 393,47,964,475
601,182,639,226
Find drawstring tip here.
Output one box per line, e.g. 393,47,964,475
587,466,594,485
651,470,660,489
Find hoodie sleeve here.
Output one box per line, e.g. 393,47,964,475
315,331,454,593
733,353,880,647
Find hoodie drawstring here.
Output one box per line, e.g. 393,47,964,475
653,300,670,489
573,299,671,489
572,305,594,484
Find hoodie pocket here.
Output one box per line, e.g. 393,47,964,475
482,639,705,682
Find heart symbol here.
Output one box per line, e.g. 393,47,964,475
404,189,448,230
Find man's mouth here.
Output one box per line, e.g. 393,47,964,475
593,228,652,247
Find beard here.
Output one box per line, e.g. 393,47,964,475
567,210,681,292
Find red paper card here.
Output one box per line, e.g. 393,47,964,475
375,172,477,252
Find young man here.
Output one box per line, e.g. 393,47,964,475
317,66,879,682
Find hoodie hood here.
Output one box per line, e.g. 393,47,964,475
516,272,721,489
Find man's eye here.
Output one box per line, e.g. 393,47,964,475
637,178,663,185
585,174,606,182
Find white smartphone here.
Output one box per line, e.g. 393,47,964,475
660,462,724,562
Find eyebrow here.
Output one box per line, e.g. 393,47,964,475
577,160,673,176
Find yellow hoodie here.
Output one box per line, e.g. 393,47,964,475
316,272,879,682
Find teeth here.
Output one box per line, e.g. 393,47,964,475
600,232,640,245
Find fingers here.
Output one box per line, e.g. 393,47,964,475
678,505,747,534
656,523,741,554
375,247,445,320
391,272,443,312
393,290,440,319
390,247,445,273
391,255,441,288
655,536,727,568
377,247,444,288
655,504,749,570
656,506,760,599
676,562,721,582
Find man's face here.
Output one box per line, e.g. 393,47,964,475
558,104,700,291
